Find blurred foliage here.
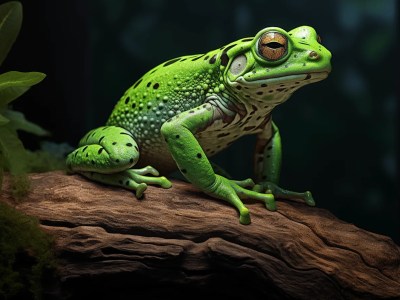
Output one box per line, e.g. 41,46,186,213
0,2,58,299
25,142,72,173
0,1,48,198
0,1,68,199
86,0,398,242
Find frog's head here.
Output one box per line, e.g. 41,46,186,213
224,26,331,104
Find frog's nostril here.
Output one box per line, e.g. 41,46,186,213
308,51,320,60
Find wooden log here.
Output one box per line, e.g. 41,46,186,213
1,171,399,299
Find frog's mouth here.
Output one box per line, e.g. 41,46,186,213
235,71,330,87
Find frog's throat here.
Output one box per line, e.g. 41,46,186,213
232,72,330,86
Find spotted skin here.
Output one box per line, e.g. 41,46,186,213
67,26,331,224
68,126,139,173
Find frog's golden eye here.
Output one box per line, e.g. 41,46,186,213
317,35,322,44
258,32,288,61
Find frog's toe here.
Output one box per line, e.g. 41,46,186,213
126,169,172,190
134,166,160,176
135,183,148,198
239,207,251,225
304,191,315,206
159,176,172,189
233,183,276,212
253,181,316,207
233,178,255,188
264,193,276,211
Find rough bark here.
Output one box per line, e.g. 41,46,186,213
1,171,400,300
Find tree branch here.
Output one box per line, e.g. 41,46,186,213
2,171,400,299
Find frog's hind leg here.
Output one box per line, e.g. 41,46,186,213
66,126,171,197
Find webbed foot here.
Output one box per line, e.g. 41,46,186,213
206,175,276,225
253,181,315,206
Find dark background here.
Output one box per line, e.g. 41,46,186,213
2,0,398,243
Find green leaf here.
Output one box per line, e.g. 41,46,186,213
0,1,22,67
0,126,28,175
0,150,4,190
0,113,9,125
0,71,46,106
3,109,49,136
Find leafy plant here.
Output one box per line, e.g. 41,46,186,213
0,4,57,299
0,1,48,196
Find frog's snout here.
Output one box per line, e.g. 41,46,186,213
307,48,332,73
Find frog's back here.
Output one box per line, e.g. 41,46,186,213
106,51,226,146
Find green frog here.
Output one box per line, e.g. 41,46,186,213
66,25,332,224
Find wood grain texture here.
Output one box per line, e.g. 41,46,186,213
2,171,400,300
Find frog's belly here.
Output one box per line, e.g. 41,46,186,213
195,115,268,156
196,130,242,156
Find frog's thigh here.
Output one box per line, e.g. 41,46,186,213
66,126,139,173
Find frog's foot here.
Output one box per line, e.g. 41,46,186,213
128,166,172,189
253,181,315,206
81,166,171,198
206,175,276,225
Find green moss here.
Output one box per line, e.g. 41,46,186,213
0,202,56,299
9,173,31,200
26,148,68,174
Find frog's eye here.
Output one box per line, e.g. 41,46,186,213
258,32,288,61
317,35,322,44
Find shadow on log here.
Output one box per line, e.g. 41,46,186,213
1,171,400,299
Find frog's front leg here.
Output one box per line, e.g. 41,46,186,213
253,121,315,206
161,103,275,225
66,126,171,198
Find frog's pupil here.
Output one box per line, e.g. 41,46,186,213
265,42,283,49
